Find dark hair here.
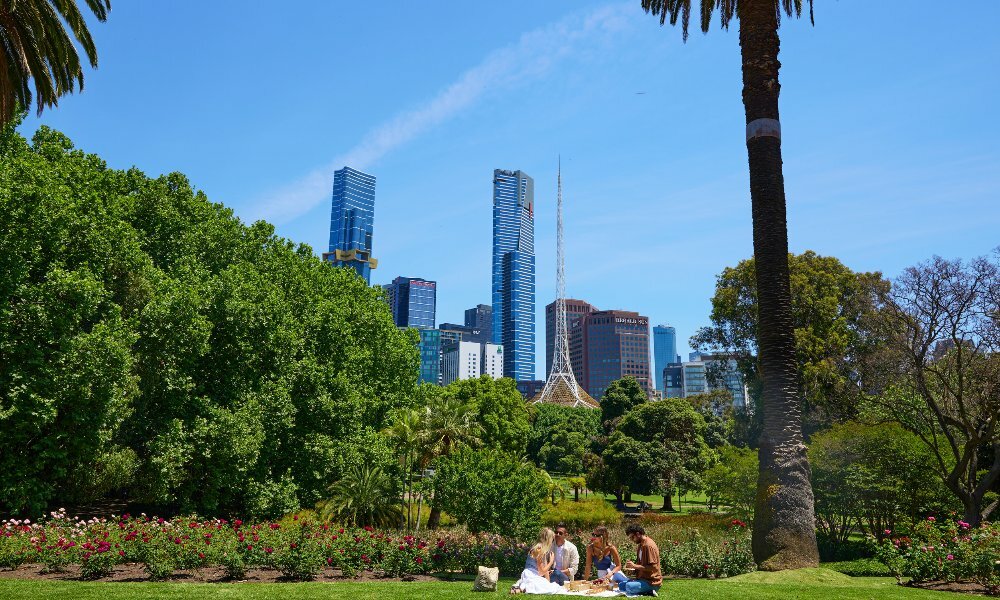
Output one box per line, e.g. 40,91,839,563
625,524,645,536
592,525,609,546
555,522,568,533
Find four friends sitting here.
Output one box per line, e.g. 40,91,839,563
513,522,662,596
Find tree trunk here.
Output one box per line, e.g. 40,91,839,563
662,493,674,512
739,2,819,570
624,490,633,502
415,492,424,533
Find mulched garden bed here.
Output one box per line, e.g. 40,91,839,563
0,563,459,584
906,579,994,596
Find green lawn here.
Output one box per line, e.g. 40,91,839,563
0,570,959,599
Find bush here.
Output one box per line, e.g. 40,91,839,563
542,498,620,530
433,449,548,539
659,521,755,578
876,516,1000,595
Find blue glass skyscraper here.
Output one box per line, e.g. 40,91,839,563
324,166,377,283
492,169,535,382
653,325,678,394
383,277,436,329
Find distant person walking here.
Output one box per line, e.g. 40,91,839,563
621,523,661,597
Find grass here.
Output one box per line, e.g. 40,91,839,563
0,570,958,599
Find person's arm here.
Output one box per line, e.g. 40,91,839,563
608,545,623,576
538,552,552,579
583,545,593,580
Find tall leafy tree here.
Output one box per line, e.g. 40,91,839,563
866,253,1000,526
0,0,111,125
603,398,714,511
641,0,820,568
0,124,418,517
441,375,531,455
693,252,889,433
599,376,647,434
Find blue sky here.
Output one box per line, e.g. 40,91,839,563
23,1,1000,379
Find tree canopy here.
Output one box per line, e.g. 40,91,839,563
693,251,889,431
0,123,418,517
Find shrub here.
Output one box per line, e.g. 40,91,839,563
876,516,1000,595
542,498,620,531
659,520,755,578
433,449,548,539
273,532,324,581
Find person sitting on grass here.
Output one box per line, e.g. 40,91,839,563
582,525,628,585
549,522,579,585
512,528,567,595
621,523,661,597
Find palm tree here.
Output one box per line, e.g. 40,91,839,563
640,0,819,569
383,408,423,531
422,394,482,529
317,464,401,529
0,0,111,126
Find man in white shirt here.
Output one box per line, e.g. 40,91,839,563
549,523,580,585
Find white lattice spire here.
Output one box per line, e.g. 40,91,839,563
533,158,598,409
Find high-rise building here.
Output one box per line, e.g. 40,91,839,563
323,166,377,283
576,310,652,400
545,299,596,377
439,323,487,345
679,352,747,406
663,363,685,398
464,304,493,342
441,341,503,385
382,276,436,329
491,169,535,381
418,329,441,385
653,325,678,396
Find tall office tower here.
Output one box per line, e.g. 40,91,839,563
653,325,678,396
418,329,441,384
491,169,535,381
578,310,652,400
324,166,378,283
382,276,437,328
464,304,493,342
546,299,596,376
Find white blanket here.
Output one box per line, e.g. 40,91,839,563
514,569,568,594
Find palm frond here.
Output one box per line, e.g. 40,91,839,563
0,0,111,124
641,0,813,41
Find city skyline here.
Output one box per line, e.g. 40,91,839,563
22,2,1000,379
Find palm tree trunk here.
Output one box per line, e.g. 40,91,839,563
739,1,819,570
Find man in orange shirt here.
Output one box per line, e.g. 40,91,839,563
621,523,661,597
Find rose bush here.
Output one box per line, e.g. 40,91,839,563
0,511,758,581
875,516,1000,595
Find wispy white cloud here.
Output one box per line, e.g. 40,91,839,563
248,3,631,225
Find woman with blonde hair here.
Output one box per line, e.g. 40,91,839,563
582,525,628,585
512,528,567,594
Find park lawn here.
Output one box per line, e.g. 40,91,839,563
0,570,958,599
